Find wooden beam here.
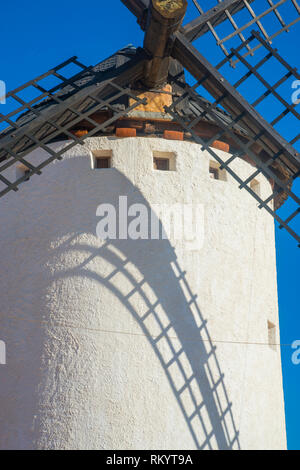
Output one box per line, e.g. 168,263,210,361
143,0,187,88
120,0,149,29
121,0,255,43
182,0,255,42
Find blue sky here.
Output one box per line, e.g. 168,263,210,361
0,0,299,449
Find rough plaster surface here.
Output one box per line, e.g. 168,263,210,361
0,137,286,450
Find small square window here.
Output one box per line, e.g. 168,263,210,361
95,157,111,169
209,162,227,181
250,179,261,197
153,151,176,171
209,167,219,180
154,158,169,171
92,150,112,169
268,321,277,351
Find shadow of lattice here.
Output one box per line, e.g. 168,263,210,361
51,183,240,449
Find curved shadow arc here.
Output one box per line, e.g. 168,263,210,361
52,240,240,450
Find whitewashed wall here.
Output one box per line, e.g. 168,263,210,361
0,137,286,449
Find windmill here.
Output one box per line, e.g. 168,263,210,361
0,0,299,245
0,0,299,450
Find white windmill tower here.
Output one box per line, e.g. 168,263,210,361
0,0,299,450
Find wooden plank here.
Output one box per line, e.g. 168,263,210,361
182,0,255,42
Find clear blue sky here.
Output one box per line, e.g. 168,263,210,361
0,0,299,449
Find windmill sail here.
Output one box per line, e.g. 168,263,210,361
171,31,300,244
185,0,300,64
0,49,148,197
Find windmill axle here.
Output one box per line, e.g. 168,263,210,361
142,0,188,88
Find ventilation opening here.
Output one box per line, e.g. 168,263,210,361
96,158,111,169
250,179,261,197
92,150,112,169
154,158,169,171
16,165,30,182
209,161,227,181
268,321,277,351
153,151,176,171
